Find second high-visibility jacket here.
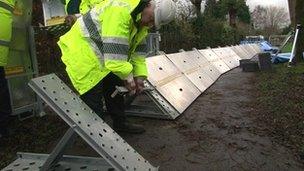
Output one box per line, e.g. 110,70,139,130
65,0,100,14
79,0,101,14
58,0,149,95
0,0,15,66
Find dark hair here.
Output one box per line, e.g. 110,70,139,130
131,0,151,28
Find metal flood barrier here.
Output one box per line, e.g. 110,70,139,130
126,44,260,120
2,74,157,171
146,54,201,114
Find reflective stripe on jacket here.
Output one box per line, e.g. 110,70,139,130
58,0,148,95
0,0,14,66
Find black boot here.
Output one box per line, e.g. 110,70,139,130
113,121,145,134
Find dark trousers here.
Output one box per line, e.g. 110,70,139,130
0,66,11,130
80,72,126,125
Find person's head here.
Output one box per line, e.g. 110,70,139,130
140,0,176,29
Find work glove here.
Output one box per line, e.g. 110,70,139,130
64,15,77,26
124,74,136,96
134,77,145,94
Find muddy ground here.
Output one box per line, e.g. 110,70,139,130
1,68,304,170
121,68,304,170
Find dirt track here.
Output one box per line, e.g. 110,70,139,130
64,68,304,170
123,68,304,170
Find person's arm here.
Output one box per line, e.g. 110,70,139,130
101,6,133,79
130,37,149,94
101,5,136,94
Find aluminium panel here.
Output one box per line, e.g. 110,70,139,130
239,45,252,59
185,68,214,92
165,51,214,92
201,63,221,81
224,47,242,60
147,55,201,113
231,46,248,59
146,55,181,87
223,47,241,66
198,49,230,74
28,74,157,171
243,44,256,58
156,75,201,113
212,48,237,69
166,52,201,73
182,50,210,67
243,44,255,55
251,44,262,53
187,50,222,80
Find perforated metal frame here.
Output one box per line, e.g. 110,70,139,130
125,80,180,120
1,152,114,171
143,81,181,119
28,74,157,171
6,0,43,118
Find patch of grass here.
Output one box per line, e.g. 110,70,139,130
281,42,293,53
253,63,304,161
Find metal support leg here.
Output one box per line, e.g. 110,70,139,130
275,31,294,56
40,127,77,171
289,24,301,65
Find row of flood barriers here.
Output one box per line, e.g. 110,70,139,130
2,44,261,171
127,43,261,120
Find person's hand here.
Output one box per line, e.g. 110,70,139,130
134,77,145,94
64,15,77,26
124,75,136,95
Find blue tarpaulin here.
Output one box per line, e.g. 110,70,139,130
260,41,278,53
272,53,291,64
272,52,304,64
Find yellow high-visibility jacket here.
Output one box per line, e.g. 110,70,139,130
58,0,149,95
79,0,101,14
65,0,100,14
0,0,14,66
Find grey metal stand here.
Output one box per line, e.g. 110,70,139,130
1,74,158,171
288,24,301,65
6,0,44,119
274,31,294,57
40,127,77,171
125,81,180,120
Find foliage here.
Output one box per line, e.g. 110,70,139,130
204,0,250,24
189,0,203,17
235,1,251,24
160,0,252,52
251,5,290,37
204,0,221,18
281,25,292,35
254,63,304,159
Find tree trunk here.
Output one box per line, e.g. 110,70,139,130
294,0,304,63
190,0,202,17
228,8,237,28
288,0,296,26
